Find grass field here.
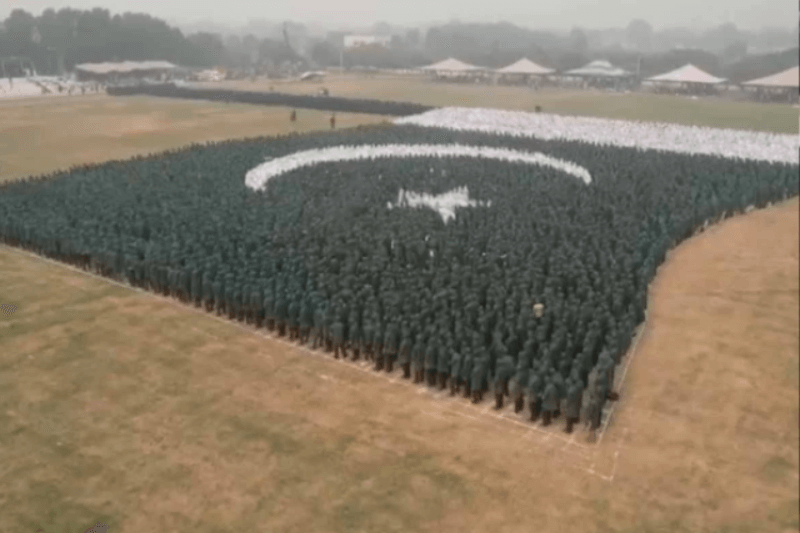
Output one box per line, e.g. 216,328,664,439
0,90,797,533
1,199,796,533
0,94,388,182
212,74,799,134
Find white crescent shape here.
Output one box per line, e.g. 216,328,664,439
244,143,592,191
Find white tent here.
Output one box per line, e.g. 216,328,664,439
646,64,725,84
742,66,799,88
75,61,177,75
563,60,631,78
496,58,554,75
420,58,485,73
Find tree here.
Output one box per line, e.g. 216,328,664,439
722,40,748,63
3,9,36,54
405,29,420,49
568,27,589,54
390,34,404,50
625,19,653,51
183,32,225,66
310,40,339,67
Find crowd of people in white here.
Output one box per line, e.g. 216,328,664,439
396,107,800,165
0,76,102,100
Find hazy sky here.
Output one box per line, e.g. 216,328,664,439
2,0,794,31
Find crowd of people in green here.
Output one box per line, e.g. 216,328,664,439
0,124,796,438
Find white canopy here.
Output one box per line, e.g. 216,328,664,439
563,60,631,78
420,58,485,72
496,58,554,75
75,61,177,74
646,64,725,84
742,66,799,88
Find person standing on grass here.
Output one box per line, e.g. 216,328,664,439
362,315,375,361
411,333,425,383
510,357,530,414
460,345,474,398
331,317,345,359
287,295,299,340
330,113,336,129
290,109,296,122
383,319,399,372
471,351,490,403
595,350,616,400
312,301,326,350
493,354,515,409
527,371,544,422
541,378,558,427
372,319,384,370
425,335,439,386
585,386,605,442
449,346,463,395
299,297,313,344
324,303,337,353
551,369,566,419
564,379,583,434
348,308,362,360
398,326,412,377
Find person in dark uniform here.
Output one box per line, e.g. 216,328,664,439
383,320,399,372
541,378,558,426
348,309,362,360
460,347,474,398
449,348,463,396
299,298,313,345
312,302,325,350
373,321,384,370
493,355,515,409
411,333,425,383
362,316,375,361
552,370,566,419
564,380,583,434
527,372,543,422
585,384,606,442
290,109,297,122
471,353,489,403
331,318,345,359
324,304,336,353
398,329,412,378
330,113,336,129
425,336,438,386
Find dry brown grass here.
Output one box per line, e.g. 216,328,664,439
1,89,797,533
0,93,388,182
213,74,798,134
1,199,796,533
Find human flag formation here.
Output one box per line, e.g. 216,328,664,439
0,106,797,438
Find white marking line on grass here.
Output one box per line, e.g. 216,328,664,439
0,243,596,455
422,410,446,421
595,311,648,448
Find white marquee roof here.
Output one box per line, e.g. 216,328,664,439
420,58,485,72
75,61,177,74
496,58,554,75
563,60,632,78
646,64,725,84
742,66,799,88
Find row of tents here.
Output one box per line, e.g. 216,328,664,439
419,57,799,90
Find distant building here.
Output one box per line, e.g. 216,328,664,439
343,35,391,49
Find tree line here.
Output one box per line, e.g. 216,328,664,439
1,7,246,73
2,8,796,79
